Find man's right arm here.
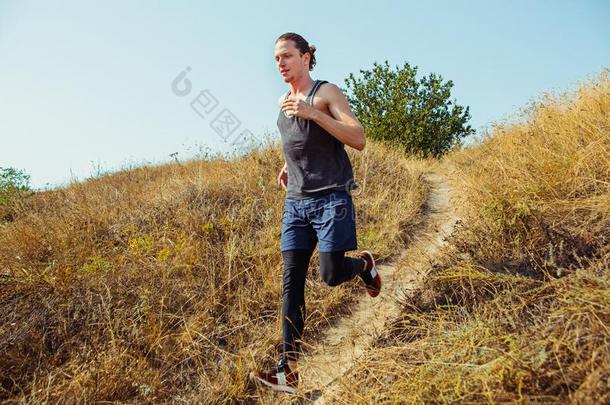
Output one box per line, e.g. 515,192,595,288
278,93,288,188
277,161,288,190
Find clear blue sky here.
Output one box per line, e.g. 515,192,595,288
1,0,608,190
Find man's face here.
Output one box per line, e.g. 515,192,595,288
274,40,309,82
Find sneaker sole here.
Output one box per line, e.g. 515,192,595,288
249,372,297,394
361,250,381,297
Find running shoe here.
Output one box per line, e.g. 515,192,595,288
249,357,298,394
358,250,381,297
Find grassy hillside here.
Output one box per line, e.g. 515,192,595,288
332,71,609,403
0,141,431,402
2,70,607,403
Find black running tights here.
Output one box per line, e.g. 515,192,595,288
281,249,366,361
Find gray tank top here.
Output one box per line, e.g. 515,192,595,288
277,79,358,200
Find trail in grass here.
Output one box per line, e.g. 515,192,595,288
298,170,459,404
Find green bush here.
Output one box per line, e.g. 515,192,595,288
0,167,31,206
345,60,475,157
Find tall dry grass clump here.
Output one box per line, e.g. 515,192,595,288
0,140,429,402
449,70,609,278
332,71,609,403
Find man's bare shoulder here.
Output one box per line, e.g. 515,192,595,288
316,82,345,99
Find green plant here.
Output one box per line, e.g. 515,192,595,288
0,167,31,206
345,60,475,157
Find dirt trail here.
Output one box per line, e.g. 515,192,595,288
297,170,459,403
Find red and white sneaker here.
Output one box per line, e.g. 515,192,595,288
358,250,381,297
249,358,299,394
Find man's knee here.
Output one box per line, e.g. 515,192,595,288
319,251,345,287
321,271,342,287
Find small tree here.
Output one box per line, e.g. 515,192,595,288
0,167,31,206
344,60,474,157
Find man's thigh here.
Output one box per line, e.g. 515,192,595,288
281,199,318,252
309,191,357,253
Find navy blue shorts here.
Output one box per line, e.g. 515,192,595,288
280,190,358,253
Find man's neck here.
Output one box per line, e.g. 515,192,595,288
289,75,314,97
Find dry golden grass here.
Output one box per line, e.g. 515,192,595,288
332,70,609,403
0,140,429,402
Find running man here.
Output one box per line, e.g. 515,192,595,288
249,32,381,394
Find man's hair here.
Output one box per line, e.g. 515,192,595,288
275,32,317,71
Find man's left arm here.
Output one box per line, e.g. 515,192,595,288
311,84,366,151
